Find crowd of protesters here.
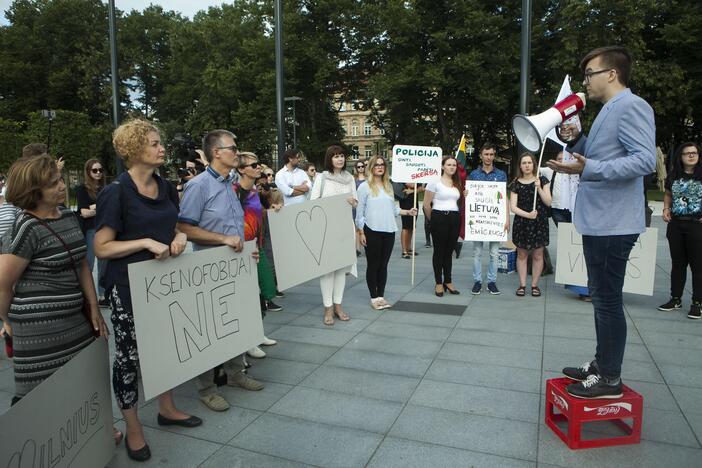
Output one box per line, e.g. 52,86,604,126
0,77,697,458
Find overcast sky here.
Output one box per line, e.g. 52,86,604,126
0,1,226,25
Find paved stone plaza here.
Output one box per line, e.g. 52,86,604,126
1,207,701,467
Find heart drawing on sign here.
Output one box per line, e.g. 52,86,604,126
295,205,328,265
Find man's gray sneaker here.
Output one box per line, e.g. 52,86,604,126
562,360,599,382
566,374,623,399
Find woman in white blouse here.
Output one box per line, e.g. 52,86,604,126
310,145,358,325
423,156,462,297
356,156,418,310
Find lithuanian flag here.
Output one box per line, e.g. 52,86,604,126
455,134,468,168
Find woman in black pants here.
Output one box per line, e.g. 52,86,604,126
356,157,418,310
658,142,702,319
423,156,462,296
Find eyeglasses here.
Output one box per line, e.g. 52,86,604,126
373,163,386,167
309,168,316,172
583,69,613,84
218,145,238,153
241,162,260,169
91,168,103,173
682,151,699,157
264,172,273,177
356,165,364,169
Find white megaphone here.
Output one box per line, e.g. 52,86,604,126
512,93,587,153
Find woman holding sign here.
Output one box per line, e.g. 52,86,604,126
423,156,462,296
356,156,417,310
510,152,552,297
310,145,358,325
95,119,201,462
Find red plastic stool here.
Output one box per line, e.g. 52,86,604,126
545,377,643,449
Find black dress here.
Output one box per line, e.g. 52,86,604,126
510,176,550,250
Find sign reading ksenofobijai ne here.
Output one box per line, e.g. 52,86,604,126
128,242,264,400
464,180,508,242
390,145,443,183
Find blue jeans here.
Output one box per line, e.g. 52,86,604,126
473,241,500,284
582,234,638,380
84,229,105,296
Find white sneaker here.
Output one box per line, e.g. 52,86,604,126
378,297,392,309
370,298,383,310
247,346,266,359
261,336,277,346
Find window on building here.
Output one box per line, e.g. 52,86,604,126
351,120,358,136
365,146,373,158
364,122,372,136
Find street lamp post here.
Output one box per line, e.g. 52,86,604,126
41,109,56,153
285,96,302,150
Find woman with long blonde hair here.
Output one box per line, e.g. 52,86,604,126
355,156,417,309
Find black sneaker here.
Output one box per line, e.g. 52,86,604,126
562,360,599,382
266,300,283,311
566,374,623,399
275,290,284,298
658,297,682,311
471,282,481,295
98,297,110,308
487,282,501,295
688,301,701,319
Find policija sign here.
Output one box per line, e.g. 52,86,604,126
390,145,443,183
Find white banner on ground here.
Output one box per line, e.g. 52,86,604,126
0,339,114,468
268,194,356,291
464,180,508,242
555,223,658,296
390,145,443,183
128,242,264,400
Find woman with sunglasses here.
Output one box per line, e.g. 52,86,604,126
77,159,107,304
353,161,367,255
310,145,358,324
354,161,367,187
356,156,417,310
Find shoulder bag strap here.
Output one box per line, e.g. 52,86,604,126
27,213,81,283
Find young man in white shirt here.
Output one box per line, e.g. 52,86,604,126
275,149,311,205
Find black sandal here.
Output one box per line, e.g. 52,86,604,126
516,286,526,297
531,286,541,297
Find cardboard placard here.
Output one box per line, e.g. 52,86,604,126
268,194,356,291
464,180,508,242
555,223,658,296
390,145,443,183
128,242,264,400
0,339,114,468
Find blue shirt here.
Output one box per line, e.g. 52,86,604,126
355,181,401,233
178,166,245,251
469,166,507,183
96,171,179,290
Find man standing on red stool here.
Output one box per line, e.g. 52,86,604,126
547,46,656,399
